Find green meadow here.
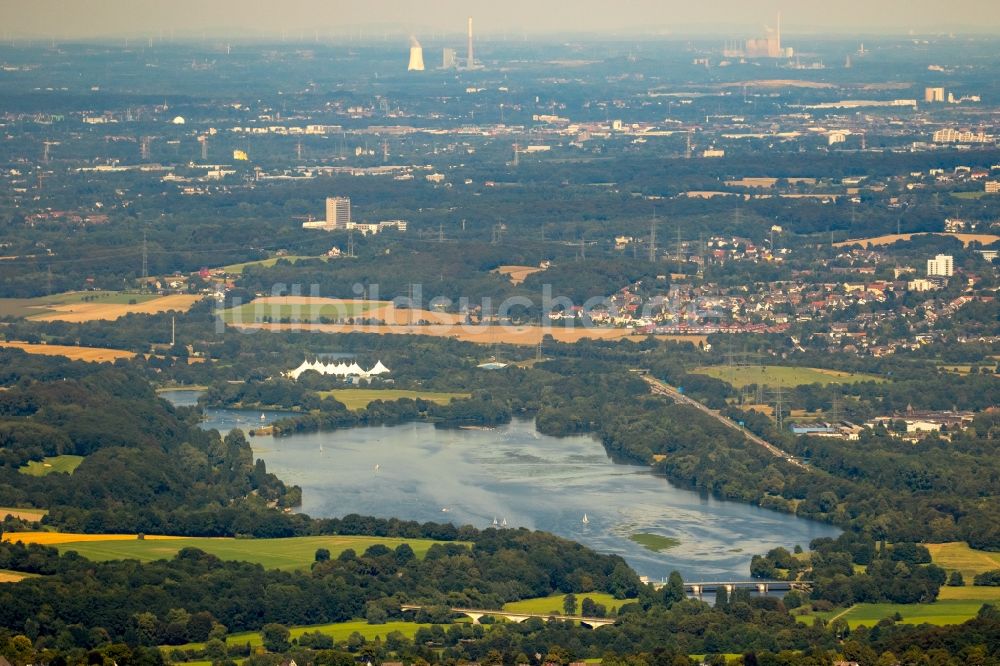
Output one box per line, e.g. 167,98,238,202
795,542,1000,628
19,455,85,477
221,255,325,274
318,389,470,410
54,535,460,571
167,619,443,653
693,365,884,388
502,592,621,616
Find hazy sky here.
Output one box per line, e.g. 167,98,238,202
6,0,1000,39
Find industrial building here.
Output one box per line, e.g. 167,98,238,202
408,37,425,71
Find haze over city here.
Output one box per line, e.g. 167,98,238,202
6,0,1000,39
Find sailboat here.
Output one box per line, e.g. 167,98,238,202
501,517,508,528
374,464,380,473
260,413,266,421
582,513,589,525
492,517,499,527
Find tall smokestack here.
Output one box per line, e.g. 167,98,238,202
467,16,474,69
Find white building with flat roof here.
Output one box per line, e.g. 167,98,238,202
927,254,954,277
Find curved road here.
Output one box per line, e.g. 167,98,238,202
641,375,809,471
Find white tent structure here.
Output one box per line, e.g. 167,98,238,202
286,359,390,380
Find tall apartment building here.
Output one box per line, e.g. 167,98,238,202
924,87,945,103
927,254,954,277
325,197,351,229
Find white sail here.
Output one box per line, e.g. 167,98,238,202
582,513,589,524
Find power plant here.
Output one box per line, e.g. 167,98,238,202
723,13,793,59
407,36,425,71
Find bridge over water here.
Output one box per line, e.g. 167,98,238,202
647,579,811,596
400,604,615,629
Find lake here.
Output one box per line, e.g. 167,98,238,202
162,390,838,581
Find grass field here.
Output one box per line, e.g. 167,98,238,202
0,341,135,363
0,507,47,521
795,542,1000,628
221,255,324,274
18,455,84,476
170,619,442,653
926,542,1000,582
798,600,990,628
502,593,620,616
628,533,681,553
318,389,471,410
952,192,991,200
3,533,458,570
693,365,883,388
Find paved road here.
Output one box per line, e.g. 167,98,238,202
641,375,809,471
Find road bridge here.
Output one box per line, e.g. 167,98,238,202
400,604,615,628
647,579,811,596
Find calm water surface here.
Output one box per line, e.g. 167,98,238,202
163,390,837,581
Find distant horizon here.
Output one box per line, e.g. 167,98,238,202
4,0,1000,41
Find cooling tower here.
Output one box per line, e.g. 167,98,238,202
408,36,425,71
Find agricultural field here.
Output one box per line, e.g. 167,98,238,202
693,365,883,389
218,297,394,325
797,599,991,628
926,542,1000,582
0,290,157,319
18,455,84,476
833,231,1000,248
3,533,458,570
318,389,471,410
2,532,184,545
9,292,200,323
0,506,47,522
233,320,707,347
502,592,621,616
221,255,324,274
493,265,545,285
0,569,40,584
0,341,135,363
795,542,1000,628
169,619,443,653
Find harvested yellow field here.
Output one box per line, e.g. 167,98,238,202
725,177,816,188
835,232,1000,248
222,297,464,326
2,532,186,545
29,294,201,323
720,79,835,89
231,321,706,347
0,507,47,522
0,341,135,363
494,265,545,285
0,571,29,583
